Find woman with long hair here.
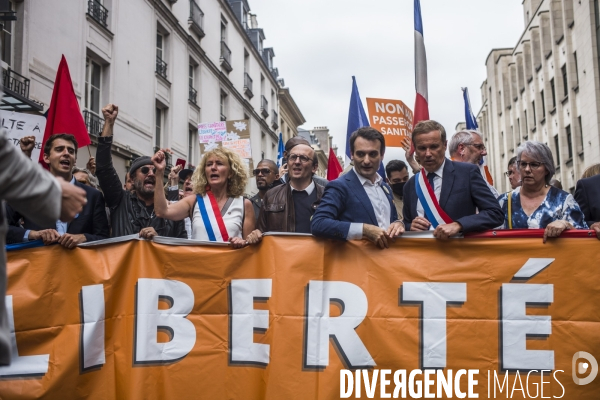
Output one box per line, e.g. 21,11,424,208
152,147,254,248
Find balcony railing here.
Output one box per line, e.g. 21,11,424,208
271,110,278,130
189,85,198,104
3,68,31,99
260,95,268,118
188,0,205,38
156,56,168,80
87,0,108,28
83,110,104,137
243,72,253,98
220,41,232,72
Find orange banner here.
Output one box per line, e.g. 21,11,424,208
1,236,600,399
366,98,414,147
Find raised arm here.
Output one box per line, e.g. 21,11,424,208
152,148,194,221
95,104,124,209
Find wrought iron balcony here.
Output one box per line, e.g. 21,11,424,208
260,95,268,118
243,72,253,98
189,85,198,104
156,56,168,80
220,41,232,73
188,0,205,38
87,0,108,28
1,68,43,112
271,110,278,130
83,110,104,137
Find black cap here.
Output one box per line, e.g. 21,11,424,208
179,168,194,181
129,156,152,176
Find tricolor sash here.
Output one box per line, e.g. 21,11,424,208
196,192,230,242
415,170,453,228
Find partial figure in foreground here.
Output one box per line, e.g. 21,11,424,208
152,146,254,248
311,127,404,249
402,120,504,239
574,164,600,240
497,141,588,242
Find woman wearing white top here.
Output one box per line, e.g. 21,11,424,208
152,147,254,248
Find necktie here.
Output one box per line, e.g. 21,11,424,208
427,172,436,189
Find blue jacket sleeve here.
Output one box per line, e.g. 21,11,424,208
310,180,351,240
455,167,504,233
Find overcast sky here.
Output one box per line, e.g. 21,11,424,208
249,0,525,164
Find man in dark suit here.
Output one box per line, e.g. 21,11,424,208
6,134,109,248
574,174,600,239
311,127,404,249
403,120,503,239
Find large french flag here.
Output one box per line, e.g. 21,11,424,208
463,87,494,186
413,0,429,127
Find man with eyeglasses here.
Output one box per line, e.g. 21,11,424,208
449,130,499,197
96,104,186,239
246,144,324,243
248,159,280,223
504,156,521,190
278,136,328,187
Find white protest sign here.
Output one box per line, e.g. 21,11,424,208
0,110,46,161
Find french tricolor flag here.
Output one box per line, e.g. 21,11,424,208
413,0,429,126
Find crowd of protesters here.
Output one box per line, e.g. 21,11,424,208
4,104,600,252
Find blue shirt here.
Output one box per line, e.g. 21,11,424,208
497,186,588,229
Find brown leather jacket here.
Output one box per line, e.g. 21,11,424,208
257,181,325,233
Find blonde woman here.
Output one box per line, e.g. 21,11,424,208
152,147,254,248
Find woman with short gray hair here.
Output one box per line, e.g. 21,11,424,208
497,141,587,242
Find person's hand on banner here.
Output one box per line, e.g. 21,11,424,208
246,229,263,245
86,157,96,176
386,221,405,238
363,224,391,249
58,177,87,222
591,222,600,240
101,104,119,137
28,229,60,245
230,237,248,249
19,136,36,159
410,216,431,231
139,227,158,240
57,233,87,249
433,222,462,240
543,220,572,243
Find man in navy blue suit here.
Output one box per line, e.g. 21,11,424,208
311,127,404,249
5,134,109,248
574,174,600,239
402,120,503,239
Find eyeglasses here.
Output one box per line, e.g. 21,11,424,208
468,143,486,151
517,161,543,170
140,166,157,175
288,154,313,164
253,168,272,176
504,170,515,177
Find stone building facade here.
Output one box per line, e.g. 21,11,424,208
477,0,600,193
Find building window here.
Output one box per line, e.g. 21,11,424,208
156,32,167,79
554,135,560,166
0,0,14,67
188,128,196,164
574,52,579,85
550,78,556,108
188,63,197,104
220,90,227,121
566,125,573,159
524,110,528,133
85,57,102,115
155,107,162,148
220,21,227,42
561,65,568,97
578,115,584,154
540,90,545,117
531,101,536,126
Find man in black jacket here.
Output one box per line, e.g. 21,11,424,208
574,174,600,239
96,104,186,239
6,134,109,248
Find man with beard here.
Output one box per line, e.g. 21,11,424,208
448,130,499,197
249,159,280,222
385,160,409,220
96,104,186,239
5,134,109,248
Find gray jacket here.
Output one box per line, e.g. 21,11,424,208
0,130,62,365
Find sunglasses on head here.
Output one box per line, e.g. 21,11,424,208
253,168,272,176
140,166,157,175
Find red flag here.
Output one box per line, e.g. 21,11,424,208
326,147,343,181
39,55,91,166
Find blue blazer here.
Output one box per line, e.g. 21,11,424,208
574,174,600,227
311,169,398,240
402,159,504,233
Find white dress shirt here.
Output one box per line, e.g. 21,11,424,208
347,167,391,240
417,160,445,231
290,180,315,195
